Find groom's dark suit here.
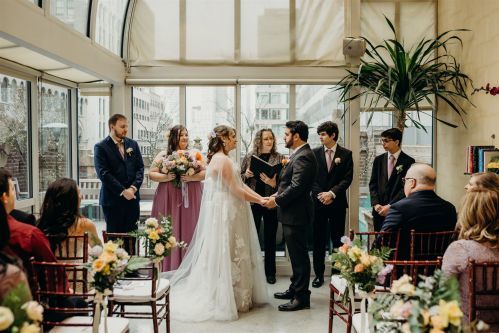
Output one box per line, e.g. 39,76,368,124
94,136,144,232
275,143,317,303
311,144,353,278
369,151,415,231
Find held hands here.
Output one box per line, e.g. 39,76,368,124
317,192,334,205
259,173,277,188
262,196,277,209
122,187,136,200
245,169,254,178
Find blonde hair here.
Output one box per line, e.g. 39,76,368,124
471,172,499,191
458,189,499,248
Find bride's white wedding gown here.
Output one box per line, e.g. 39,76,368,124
170,153,268,321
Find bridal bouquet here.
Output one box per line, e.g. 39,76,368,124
0,285,43,333
369,270,488,333
132,216,187,264
330,236,393,302
157,150,203,188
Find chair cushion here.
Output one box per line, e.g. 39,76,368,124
352,313,370,333
112,278,170,303
49,316,129,333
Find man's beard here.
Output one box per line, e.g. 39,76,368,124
285,138,293,149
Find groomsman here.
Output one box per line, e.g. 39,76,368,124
311,121,353,288
369,128,415,231
94,114,144,233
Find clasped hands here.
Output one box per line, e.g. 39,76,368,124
259,195,277,209
317,192,334,205
122,187,136,200
374,204,390,217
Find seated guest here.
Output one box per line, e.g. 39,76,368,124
381,163,457,259
10,209,36,226
0,201,31,303
442,189,499,327
464,171,499,193
38,178,102,253
0,168,58,283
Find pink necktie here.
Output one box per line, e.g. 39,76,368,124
117,142,125,158
388,154,395,178
326,149,333,171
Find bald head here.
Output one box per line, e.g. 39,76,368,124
404,163,436,196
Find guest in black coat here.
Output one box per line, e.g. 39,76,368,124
381,163,457,259
369,128,415,231
311,121,353,288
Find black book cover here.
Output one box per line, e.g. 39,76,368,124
250,155,282,178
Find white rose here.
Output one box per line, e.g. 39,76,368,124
334,157,341,165
89,245,103,258
20,322,41,333
168,236,177,247
145,217,159,229
391,274,415,296
154,243,165,256
0,307,14,330
21,301,44,322
186,167,195,176
115,248,129,260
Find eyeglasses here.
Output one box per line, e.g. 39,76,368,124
402,177,416,184
380,138,394,144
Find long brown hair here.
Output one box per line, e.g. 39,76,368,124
470,172,499,191
251,128,276,156
458,189,499,248
206,125,234,164
167,125,188,155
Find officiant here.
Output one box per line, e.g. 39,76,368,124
241,128,285,285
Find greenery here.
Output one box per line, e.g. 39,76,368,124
0,284,42,333
336,17,474,132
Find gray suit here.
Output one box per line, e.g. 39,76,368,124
275,143,317,301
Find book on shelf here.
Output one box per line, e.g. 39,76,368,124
249,155,283,179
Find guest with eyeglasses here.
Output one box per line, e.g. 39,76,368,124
369,128,415,231
381,163,457,259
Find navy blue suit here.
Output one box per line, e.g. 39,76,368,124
94,136,144,232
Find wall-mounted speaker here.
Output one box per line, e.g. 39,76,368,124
343,38,366,57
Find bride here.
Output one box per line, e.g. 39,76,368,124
170,125,269,321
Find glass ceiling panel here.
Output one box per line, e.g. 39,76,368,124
50,0,90,35
95,0,129,55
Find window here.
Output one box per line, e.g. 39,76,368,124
39,82,71,193
95,0,129,55
0,74,31,200
50,0,91,35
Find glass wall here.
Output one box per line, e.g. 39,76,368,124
0,74,31,200
95,0,129,55
50,0,91,35
39,82,71,193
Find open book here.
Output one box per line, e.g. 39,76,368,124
250,155,283,178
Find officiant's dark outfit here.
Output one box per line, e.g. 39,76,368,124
311,144,353,283
241,151,285,283
275,143,317,307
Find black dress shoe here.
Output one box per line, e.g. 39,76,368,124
266,276,276,284
312,276,324,288
278,299,310,311
274,289,294,300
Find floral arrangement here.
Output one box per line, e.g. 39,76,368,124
156,150,203,188
369,270,489,333
330,236,393,302
472,83,499,96
0,285,43,333
131,216,186,264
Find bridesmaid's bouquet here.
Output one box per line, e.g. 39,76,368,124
157,150,203,188
132,216,187,263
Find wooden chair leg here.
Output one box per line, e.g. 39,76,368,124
151,301,159,333
166,294,170,333
329,288,334,333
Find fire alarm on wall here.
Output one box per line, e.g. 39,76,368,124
343,37,366,57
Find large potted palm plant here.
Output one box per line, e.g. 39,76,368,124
337,17,474,132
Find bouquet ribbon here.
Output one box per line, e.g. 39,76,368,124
349,286,374,333
181,181,189,208
93,289,112,333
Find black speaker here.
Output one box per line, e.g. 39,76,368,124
343,38,366,57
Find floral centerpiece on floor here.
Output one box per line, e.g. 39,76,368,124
330,236,393,302
84,240,149,333
0,284,43,333
369,270,489,333
132,216,186,264
156,150,203,188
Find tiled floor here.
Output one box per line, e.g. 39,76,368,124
129,277,347,333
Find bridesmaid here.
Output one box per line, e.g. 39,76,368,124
149,125,205,271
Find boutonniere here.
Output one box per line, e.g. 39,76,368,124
281,158,289,168
396,165,403,174
126,147,134,156
334,157,341,165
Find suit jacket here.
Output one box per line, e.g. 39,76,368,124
275,144,317,226
369,151,415,207
381,190,457,259
311,145,353,209
10,209,36,226
94,136,144,207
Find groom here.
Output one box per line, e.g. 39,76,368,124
94,114,144,233
264,120,317,311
